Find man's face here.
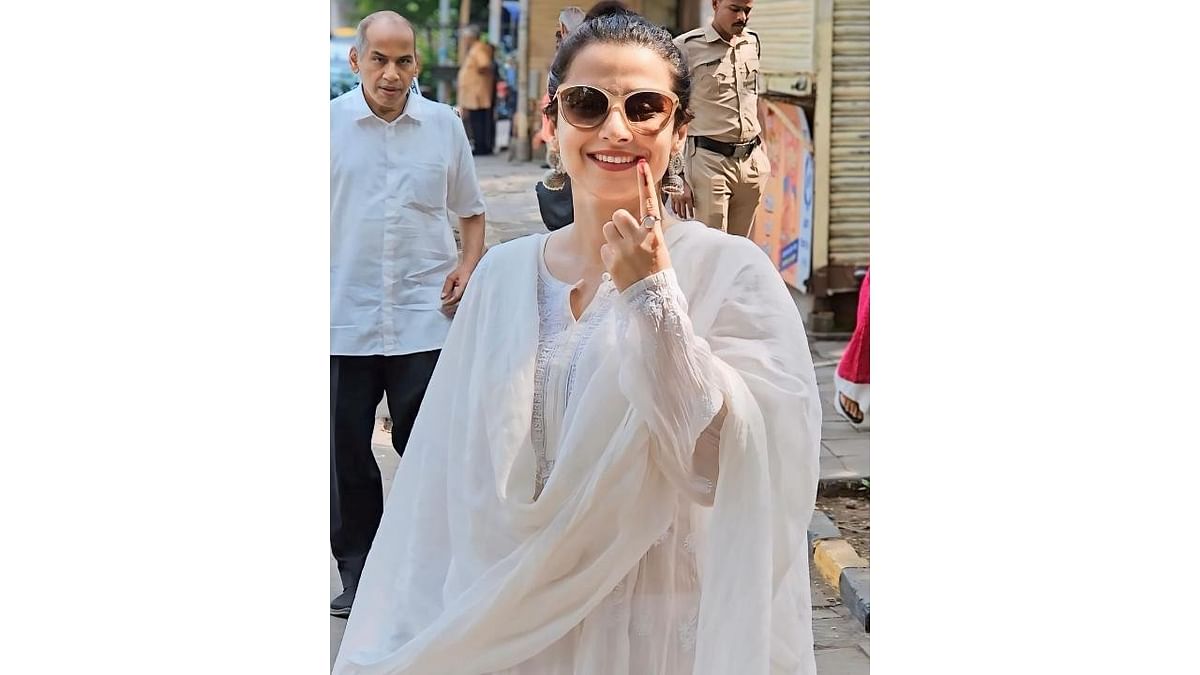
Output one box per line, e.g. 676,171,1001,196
712,0,754,38
350,20,419,118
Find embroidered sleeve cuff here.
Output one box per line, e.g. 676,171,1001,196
618,269,683,317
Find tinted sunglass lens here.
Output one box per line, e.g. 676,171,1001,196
562,87,608,127
625,92,672,129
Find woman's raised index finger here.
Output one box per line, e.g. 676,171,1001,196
636,158,662,224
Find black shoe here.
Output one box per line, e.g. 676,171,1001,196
330,586,356,618
540,163,551,169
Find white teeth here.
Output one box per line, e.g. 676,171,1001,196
594,154,636,164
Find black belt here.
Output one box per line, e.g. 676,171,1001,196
694,135,760,160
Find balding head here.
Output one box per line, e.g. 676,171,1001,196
355,11,415,56
348,11,420,122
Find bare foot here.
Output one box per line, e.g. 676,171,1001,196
838,393,864,424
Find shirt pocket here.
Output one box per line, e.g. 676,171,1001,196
742,56,762,94
693,57,734,94
713,59,735,86
402,161,449,215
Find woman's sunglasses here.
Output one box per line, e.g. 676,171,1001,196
554,85,679,135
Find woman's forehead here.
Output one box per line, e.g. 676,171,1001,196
559,43,674,94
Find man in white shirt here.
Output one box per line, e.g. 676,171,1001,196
330,10,486,618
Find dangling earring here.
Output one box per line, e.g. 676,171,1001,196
660,152,685,196
542,149,568,191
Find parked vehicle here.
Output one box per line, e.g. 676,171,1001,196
331,36,358,99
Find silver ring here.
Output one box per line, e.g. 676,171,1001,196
641,215,660,230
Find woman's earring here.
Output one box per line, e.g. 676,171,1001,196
542,149,568,191
660,152,685,196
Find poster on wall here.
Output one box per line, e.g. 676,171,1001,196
751,97,814,292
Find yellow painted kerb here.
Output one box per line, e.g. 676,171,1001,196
812,538,868,593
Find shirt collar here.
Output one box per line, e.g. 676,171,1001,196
704,21,745,46
352,84,426,125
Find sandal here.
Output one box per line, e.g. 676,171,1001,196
834,393,869,431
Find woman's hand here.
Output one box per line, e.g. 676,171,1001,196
600,159,673,292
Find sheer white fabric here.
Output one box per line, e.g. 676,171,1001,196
531,237,721,504
507,238,724,672
332,221,822,675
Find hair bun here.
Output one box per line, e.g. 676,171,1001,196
584,1,636,22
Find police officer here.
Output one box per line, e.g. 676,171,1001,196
672,0,769,237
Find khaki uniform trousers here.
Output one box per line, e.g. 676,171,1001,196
684,137,771,237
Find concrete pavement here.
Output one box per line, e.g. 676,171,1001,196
472,154,547,249
811,340,870,486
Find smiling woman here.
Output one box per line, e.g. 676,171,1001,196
331,9,821,675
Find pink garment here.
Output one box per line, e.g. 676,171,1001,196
834,268,869,427
837,268,869,386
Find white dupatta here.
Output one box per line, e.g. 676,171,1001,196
333,221,822,675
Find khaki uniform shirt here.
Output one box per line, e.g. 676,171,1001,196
674,23,762,144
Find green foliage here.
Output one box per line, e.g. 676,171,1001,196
345,0,499,71
351,0,445,29
347,0,456,67
349,0,490,33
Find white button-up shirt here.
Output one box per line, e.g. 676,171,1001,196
331,86,486,356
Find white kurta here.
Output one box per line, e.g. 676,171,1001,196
333,220,822,675
511,235,720,673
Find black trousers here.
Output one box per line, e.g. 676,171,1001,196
467,108,493,155
330,351,440,592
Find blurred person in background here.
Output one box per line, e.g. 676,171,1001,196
535,7,587,168
457,25,497,156
834,268,870,430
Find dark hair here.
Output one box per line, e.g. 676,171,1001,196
544,11,693,129
584,0,633,21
